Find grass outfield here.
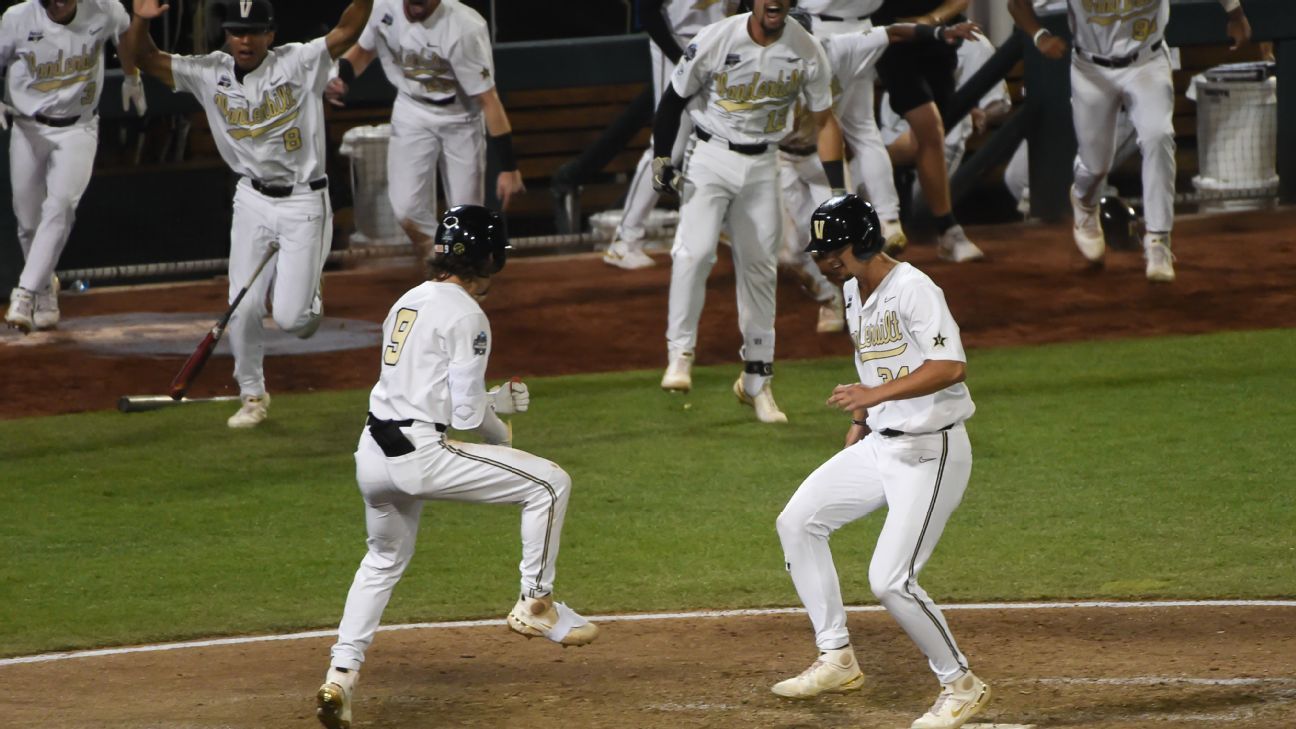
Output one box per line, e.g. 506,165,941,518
2,329,1294,657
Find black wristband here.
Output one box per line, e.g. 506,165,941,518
852,419,868,427
338,58,356,84
488,132,519,172
822,159,845,190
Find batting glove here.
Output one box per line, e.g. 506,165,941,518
652,156,681,195
489,380,530,415
122,71,147,116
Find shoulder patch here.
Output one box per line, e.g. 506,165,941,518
684,42,698,61
473,331,488,356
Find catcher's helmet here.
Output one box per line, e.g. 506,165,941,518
806,194,883,261
432,205,510,276
1098,195,1139,251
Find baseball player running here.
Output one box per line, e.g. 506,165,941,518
773,194,989,729
603,0,733,270
127,0,372,428
324,0,524,248
652,0,838,423
1008,0,1251,281
1,0,146,333
315,205,598,729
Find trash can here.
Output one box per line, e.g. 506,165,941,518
339,125,415,247
1190,62,1279,197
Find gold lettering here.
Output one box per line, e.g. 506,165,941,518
714,69,802,112
214,84,301,140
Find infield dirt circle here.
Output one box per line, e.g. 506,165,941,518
2,212,1294,727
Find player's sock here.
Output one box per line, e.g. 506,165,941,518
935,213,957,235
742,361,772,398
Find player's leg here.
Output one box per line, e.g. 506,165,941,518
1123,53,1177,282
387,99,443,242
225,184,279,426
269,188,332,338
1003,141,1030,212
436,117,486,207
4,121,49,330
728,154,784,422
773,438,886,697
1068,59,1122,264
839,72,906,250
609,45,673,269
780,153,843,332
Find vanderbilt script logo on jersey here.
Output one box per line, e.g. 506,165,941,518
1083,0,1158,25
398,52,456,94
714,69,801,112
215,84,300,140
855,311,907,363
21,43,102,92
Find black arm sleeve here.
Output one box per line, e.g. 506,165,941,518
642,0,686,64
653,85,689,159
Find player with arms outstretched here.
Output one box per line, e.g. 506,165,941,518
314,205,598,729
126,0,373,427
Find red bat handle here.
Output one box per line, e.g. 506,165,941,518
169,328,219,400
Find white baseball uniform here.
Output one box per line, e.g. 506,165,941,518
359,0,496,236
0,0,129,295
777,261,976,683
801,0,901,222
613,0,730,247
171,38,334,398
329,280,572,671
668,13,832,379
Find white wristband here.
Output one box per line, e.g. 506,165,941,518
1218,0,1241,12
1032,28,1051,46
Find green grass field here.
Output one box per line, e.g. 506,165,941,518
2,329,1294,658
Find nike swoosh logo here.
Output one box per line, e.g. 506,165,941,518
857,343,907,363
919,457,936,463
884,296,896,302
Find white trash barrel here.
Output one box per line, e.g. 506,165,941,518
339,125,414,247
1190,62,1279,196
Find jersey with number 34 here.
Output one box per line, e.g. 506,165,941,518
171,38,331,186
844,263,975,433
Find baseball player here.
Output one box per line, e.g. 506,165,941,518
1008,0,1251,281
126,0,373,428
602,0,733,270
314,205,598,729
324,0,524,248
773,194,989,729
651,0,837,423
1,0,146,333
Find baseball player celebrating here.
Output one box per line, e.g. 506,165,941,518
603,0,733,270
773,194,989,729
652,0,837,423
127,0,373,428
324,0,524,248
1008,0,1251,281
1,0,146,333
315,205,598,729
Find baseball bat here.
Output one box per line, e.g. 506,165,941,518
168,241,280,400
119,395,241,413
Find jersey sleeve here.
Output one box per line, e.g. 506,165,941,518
106,0,130,39
170,52,219,95
801,37,834,114
0,13,16,68
357,3,382,52
450,21,496,97
841,26,890,82
278,38,333,95
445,311,493,430
670,23,720,98
901,281,967,363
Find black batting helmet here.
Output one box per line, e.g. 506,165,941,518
430,205,510,277
806,194,884,261
1099,195,1140,251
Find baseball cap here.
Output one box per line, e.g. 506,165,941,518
222,0,276,32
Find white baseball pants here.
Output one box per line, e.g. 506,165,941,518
777,426,973,684
1071,50,1176,232
668,137,780,365
330,423,572,670
617,42,692,245
227,180,332,397
387,95,485,238
778,149,837,303
9,117,98,292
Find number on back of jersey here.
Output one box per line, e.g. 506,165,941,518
383,308,418,366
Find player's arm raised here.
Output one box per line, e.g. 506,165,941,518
476,89,526,209
900,0,969,25
883,21,982,45
325,44,378,108
814,109,847,194
1006,0,1068,60
1219,0,1251,51
125,0,175,88
324,0,375,61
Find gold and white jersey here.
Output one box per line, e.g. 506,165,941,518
367,281,494,430
672,13,832,146
844,263,975,434
798,0,884,18
664,0,734,43
1067,0,1168,59
782,26,889,149
359,0,495,121
172,38,332,186
0,0,129,120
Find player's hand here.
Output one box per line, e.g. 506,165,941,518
844,422,867,449
970,107,987,134
496,170,526,210
133,0,170,19
489,378,530,415
324,77,349,108
122,71,147,116
1225,10,1251,51
1036,32,1068,60
827,383,878,412
652,156,681,195
942,21,982,43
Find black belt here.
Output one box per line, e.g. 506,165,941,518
696,127,769,156
880,423,955,438
422,95,456,106
33,112,88,127
817,13,871,21
366,412,445,458
1077,40,1162,69
778,143,817,157
249,176,328,198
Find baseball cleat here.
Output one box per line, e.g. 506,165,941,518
733,377,788,424
816,289,845,334
937,225,984,263
5,287,35,333
603,240,656,270
910,671,991,729
506,595,599,647
881,218,908,254
227,393,271,429
1070,185,1106,263
1144,234,1175,283
661,351,694,392
33,275,59,331
316,666,357,729
772,647,864,699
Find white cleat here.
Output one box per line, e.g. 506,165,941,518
911,671,992,729
603,240,656,270
733,377,788,424
772,647,865,699
937,225,985,263
506,595,599,647
33,274,59,331
1144,233,1176,283
227,393,271,429
1070,185,1106,263
316,666,357,729
661,351,694,392
816,289,845,334
4,287,35,333
882,218,908,254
